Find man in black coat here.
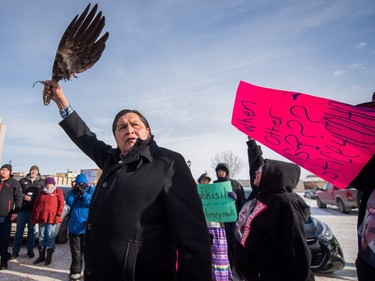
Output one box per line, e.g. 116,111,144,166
43,80,212,281
0,164,23,270
11,165,44,259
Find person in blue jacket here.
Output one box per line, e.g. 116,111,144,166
66,173,95,281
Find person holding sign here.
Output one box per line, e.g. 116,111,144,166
197,172,233,281
214,163,246,279
42,80,212,281
351,92,375,281
232,139,314,281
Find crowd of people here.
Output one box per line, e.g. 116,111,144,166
0,164,94,281
0,81,373,281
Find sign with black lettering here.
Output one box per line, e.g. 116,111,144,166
197,181,237,222
232,81,375,188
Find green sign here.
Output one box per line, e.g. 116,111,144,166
197,181,237,222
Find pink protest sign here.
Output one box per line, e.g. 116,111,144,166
232,81,375,188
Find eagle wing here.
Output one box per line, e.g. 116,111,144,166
43,3,109,105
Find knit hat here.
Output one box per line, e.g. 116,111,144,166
75,173,89,186
197,173,211,184
45,177,56,185
29,165,40,173
215,163,229,174
1,164,12,173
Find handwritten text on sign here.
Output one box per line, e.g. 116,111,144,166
197,181,237,222
231,81,375,188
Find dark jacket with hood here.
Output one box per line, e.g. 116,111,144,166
214,163,246,213
233,158,314,281
19,174,44,211
59,111,212,281
0,176,23,217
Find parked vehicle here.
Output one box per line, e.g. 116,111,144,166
304,188,319,199
243,187,345,273
305,216,345,273
315,183,358,213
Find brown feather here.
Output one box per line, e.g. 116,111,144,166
51,3,109,83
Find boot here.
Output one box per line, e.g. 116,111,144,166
33,246,46,264
45,248,54,265
0,257,8,270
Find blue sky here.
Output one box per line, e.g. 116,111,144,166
0,0,374,181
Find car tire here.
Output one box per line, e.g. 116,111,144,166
337,198,348,214
55,215,69,244
316,198,326,208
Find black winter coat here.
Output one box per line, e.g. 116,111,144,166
0,177,23,217
60,111,212,281
233,159,314,281
19,175,44,211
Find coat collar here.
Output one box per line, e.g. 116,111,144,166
108,136,156,165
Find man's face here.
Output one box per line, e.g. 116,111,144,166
30,168,38,179
0,168,10,180
217,169,227,178
114,112,151,155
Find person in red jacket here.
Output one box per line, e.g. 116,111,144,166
32,177,64,266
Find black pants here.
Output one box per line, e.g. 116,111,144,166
0,217,11,259
356,255,375,281
69,233,85,275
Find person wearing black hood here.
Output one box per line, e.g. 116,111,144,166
11,165,44,260
232,138,314,281
214,163,246,278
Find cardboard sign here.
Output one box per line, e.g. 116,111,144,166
197,181,237,222
232,81,375,188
